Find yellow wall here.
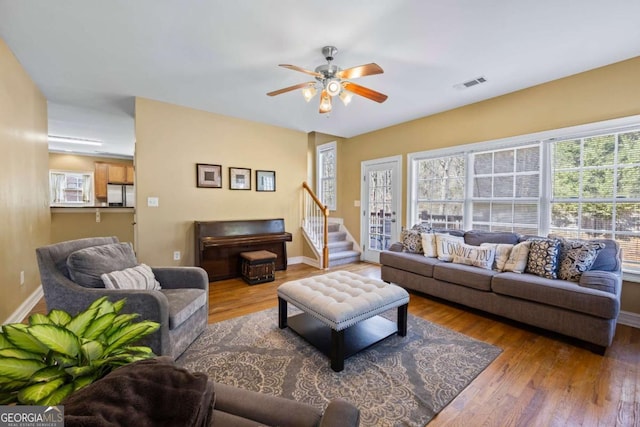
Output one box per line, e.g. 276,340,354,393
134,98,307,266
0,38,50,322
339,56,640,314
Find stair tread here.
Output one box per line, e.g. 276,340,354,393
328,250,361,260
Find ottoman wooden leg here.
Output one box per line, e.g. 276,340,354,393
330,329,345,372
278,297,288,329
397,303,408,337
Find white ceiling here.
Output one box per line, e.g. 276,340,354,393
2,1,640,157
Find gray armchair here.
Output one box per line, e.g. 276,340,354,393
36,237,209,359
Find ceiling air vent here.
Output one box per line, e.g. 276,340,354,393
454,76,487,90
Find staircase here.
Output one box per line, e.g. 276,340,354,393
326,223,360,267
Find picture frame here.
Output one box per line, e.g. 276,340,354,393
229,167,251,190
256,170,276,192
196,163,222,188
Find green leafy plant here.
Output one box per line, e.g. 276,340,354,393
0,297,160,405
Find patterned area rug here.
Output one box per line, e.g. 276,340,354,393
176,307,502,427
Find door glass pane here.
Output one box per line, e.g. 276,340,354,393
367,169,393,251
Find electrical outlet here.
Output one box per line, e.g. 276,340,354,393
95,211,101,223
148,197,159,207
173,251,181,261
20,271,25,286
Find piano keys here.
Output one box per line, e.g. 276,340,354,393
195,219,292,281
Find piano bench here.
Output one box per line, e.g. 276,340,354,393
240,250,277,285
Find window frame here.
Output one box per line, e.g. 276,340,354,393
316,141,337,211
407,114,640,279
49,169,95,206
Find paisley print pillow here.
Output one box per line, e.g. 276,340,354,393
556,238,606,282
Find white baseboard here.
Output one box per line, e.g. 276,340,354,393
288,256,304,265
4,285,43,324
617,311,640,329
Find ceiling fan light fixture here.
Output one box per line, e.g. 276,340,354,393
339,90,353,106
325,78,341,97
301,85,317,102
319,90,332,114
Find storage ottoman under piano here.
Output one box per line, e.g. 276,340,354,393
240,250,277,284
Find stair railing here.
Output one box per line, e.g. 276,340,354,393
302,182,329,269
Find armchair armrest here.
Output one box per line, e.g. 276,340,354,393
319,399,360,427
152,267,209,290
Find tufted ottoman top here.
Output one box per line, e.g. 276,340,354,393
277,271,410,331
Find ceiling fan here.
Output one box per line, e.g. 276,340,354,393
267,46,388,114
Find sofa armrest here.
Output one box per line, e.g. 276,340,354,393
579,270,622,296
388,242,403,252
319,399,360,427
152,267,209,290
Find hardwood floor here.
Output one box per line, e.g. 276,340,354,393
26,262,640,426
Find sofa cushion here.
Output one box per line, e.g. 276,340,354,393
525,238,561,279
464,230,520,246
589,239,621,272
400,229,423,253
481,243,514,271
435,233,464,262
433,262,498,291
491,272,619,319
579,270,620,294
67,243,138,288
101,264,161,290
502,241,531,273
557,239,605,282
161,289,208,329
452,243,495,269
420,232,437,257
379,251,440,277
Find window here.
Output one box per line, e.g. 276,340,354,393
549,130,640,271
414,154,465,229
50,171,94,205
408,116,640,274
316,141,337,210
471,144,540,235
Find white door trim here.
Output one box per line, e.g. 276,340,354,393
360,155,403,262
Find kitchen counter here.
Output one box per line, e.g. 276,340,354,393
51,206,135,213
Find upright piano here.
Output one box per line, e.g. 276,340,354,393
195,219,293,281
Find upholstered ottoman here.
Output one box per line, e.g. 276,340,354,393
277,271,410,372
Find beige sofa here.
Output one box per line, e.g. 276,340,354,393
380,230,622,352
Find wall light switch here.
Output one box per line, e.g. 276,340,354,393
354,200,361,207
147,197,159,207
95,210,101,223
20,271,25,286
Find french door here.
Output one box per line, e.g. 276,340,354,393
360,156,402,263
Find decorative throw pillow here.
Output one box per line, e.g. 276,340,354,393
400,229,423,254
525,238,561,279
481,243,514,271
435,233,464,262
411,223,432,233
67,243,138,288
453,243,496,269
421,232,437,257
555,238,606,282
503,241,531,273
101,264,161,290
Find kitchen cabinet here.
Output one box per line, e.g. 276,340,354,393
107,164,134,184
95,162,108,199
95,162,134,200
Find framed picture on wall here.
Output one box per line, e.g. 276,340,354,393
196,163,222,188
229,167,251,190
256,170,276,192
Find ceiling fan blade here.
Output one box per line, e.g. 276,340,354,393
267,82,315,97
342,82,388,103
319,90,332,114
336,63,384,80
279,64,323,78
